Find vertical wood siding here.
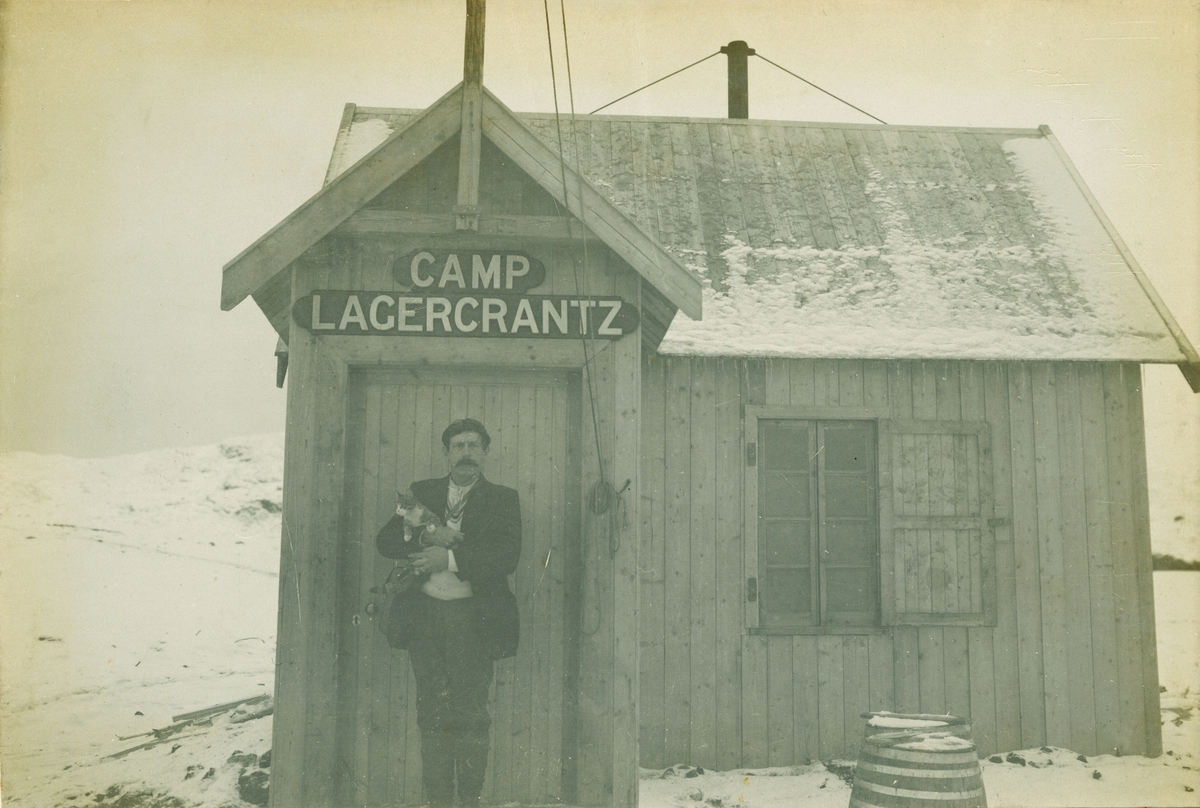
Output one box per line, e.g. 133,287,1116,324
338,368,573,806
637,357,1160,768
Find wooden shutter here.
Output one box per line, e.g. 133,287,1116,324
879,420,996,626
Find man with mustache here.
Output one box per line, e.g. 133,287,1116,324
376,418,522,808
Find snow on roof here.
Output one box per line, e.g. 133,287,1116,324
328,108,1190,363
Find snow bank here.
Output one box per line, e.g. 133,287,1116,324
1,436,1196,807
0,435,283,805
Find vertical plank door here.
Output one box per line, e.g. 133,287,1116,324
338,366,578,806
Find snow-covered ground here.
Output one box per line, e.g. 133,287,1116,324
1,434,1197,806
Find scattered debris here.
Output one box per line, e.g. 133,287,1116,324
1093,770,1102,780
230,696,274,724
1006,752,1027,766
237,769,270,806
823,760,856,786
172,693,270,724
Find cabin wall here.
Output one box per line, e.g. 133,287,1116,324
638,356,1161,767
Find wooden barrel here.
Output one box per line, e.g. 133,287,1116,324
848,729,987,808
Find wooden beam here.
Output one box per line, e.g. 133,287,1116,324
456,0,485,230
336,211,600,241
221,84,463,311
463,0,485,85
480,89,703,320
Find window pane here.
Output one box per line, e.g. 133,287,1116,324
824,521,873,565
761,519,811,566
823,424,872,472
762,473,810,517
761,422,810,470
762,567,812,616
824,475,872,517
825,568,877,612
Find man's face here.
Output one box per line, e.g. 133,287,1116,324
445,430,488,480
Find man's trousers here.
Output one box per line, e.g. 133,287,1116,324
407,594,494,807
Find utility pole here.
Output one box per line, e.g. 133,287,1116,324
456,0,486,230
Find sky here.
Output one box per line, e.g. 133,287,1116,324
1,0,1197,476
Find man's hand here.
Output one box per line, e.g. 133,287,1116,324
423,525,463,548
411,544,450,574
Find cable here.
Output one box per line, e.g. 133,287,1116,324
542,0,607,494
589,51,721,114
753,53,888,125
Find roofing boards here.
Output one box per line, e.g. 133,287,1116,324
327,108,1192,365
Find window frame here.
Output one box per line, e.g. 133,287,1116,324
744,405,998,633
744,406,889,635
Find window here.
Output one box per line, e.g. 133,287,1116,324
751,419,878,628
744,410,998,633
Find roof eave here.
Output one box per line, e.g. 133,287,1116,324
220,83,465,312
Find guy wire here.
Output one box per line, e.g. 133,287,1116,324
542,0,607,497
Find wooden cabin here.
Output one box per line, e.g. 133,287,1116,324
221,28,1200,808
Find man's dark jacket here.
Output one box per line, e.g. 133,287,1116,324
376,475,521,660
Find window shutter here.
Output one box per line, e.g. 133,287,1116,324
879,420,996,626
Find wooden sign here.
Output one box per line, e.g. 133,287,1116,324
293,290,639,339
393,249,546,293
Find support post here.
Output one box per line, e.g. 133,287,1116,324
457,0,486,230
720,40,754,119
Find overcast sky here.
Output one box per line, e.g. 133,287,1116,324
1,0,1197,477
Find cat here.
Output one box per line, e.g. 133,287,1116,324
395,487,443,545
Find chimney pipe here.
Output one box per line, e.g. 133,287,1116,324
720,40,754,119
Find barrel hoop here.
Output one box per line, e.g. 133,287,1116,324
853,779,986,801
857,760,983,779
859,746,980,765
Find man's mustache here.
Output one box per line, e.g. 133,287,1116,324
455,459,478,467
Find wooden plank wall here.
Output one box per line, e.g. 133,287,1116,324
636,357,1161,769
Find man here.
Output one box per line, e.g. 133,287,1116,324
376,418,521,808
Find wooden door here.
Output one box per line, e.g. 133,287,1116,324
336,366,580,806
